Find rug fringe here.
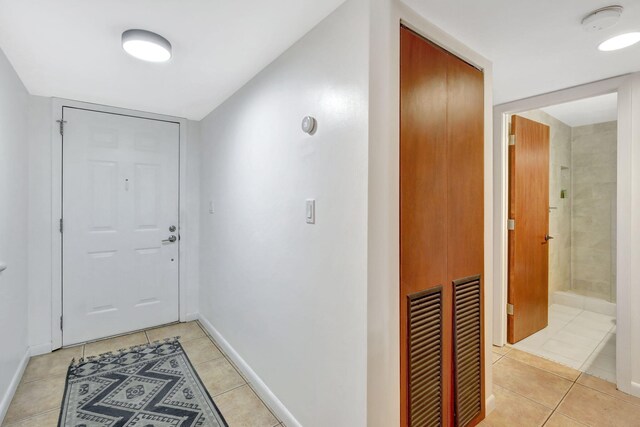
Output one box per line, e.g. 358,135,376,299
69,336,181,368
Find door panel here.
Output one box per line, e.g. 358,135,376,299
400,26,484,427
62,107,179,346
507,115,550,343
447,51,485,427
400,27,450,427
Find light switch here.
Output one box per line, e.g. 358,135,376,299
306,199,315,224
209,200,215,214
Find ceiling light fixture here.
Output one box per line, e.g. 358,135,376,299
122,29,172,62
598,32,640,51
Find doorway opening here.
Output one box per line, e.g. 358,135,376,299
507,93,617,382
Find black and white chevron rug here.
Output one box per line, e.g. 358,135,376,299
58,338,228,427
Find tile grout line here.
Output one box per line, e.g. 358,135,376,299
546,379,581,426
8,322,278,427
195,320,283,423
494,351,579,416
517,306,611,369
210,382,248,399
500,352,580,383
499,347,582,426
1,408,60,427
572,378,640,408
576,324,615,373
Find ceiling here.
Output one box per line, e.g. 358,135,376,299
0,0,345,120
541,93,618,127
1,1,639,120
402,0,640,105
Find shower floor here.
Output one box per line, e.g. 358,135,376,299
512,304,616,382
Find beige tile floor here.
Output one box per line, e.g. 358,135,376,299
2,321,284,427
6,323,640,427
483,345,640,426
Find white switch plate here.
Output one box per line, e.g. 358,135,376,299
306,199,315,224
209,200,215,214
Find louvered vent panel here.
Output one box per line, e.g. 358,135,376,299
408,287,443,427
453,275,482,427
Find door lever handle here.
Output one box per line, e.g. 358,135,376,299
545,234,554,242
162,235,177,243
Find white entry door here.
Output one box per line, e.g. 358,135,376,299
62,107,180,346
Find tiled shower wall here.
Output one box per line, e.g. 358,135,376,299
571,121,617,302
515,112,617,303
518,111,572,296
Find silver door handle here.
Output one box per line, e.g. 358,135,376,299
545,234,554,241
162,235,177,243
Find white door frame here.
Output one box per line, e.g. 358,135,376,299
492,74,636,395
51,98,189,350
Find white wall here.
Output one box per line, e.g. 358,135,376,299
198,0,369,425
0,47,30,420
183,119,201,320
26,95,52,352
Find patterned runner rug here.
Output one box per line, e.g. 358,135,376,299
58,338,228,427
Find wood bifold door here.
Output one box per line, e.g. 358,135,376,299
400,27,484,427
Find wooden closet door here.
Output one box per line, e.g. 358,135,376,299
400,26,450,427
400,25,484,427
447,49,485,427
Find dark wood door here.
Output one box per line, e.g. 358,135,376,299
400,26,484,427
507,115,550,344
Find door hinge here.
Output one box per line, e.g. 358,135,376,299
60,315,63,330
56,119,67,136
507,219,515,230
507,303,514,316
509,134,516,146
59,218,63,233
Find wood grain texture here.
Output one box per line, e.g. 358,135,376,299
400,25,484,427
507,115,550,344
447,50,485,427
400,26,449,427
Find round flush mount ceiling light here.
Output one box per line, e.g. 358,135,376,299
599,32,640,51
122,29,172,62
582,5,623,32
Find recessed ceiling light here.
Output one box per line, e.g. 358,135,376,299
122,29,172,62
598,32,640,51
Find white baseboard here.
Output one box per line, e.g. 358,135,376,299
486,393,496,415
183,312,200,322
29,342,52,357
0,348,30,424
630,381,640,398
197,314,301,427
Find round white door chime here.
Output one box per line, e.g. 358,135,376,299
301,116,317,135
581,5,623,32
